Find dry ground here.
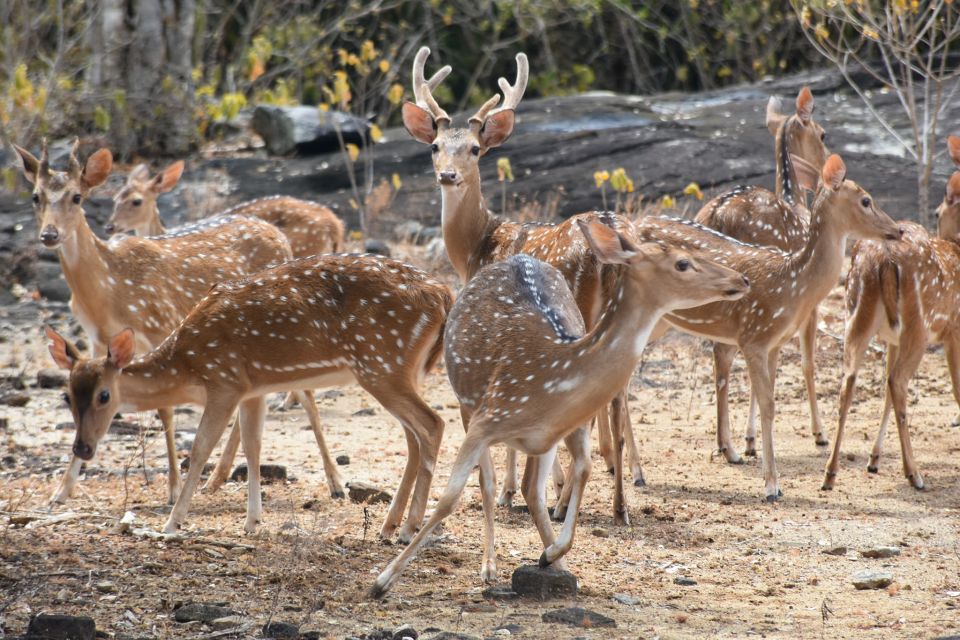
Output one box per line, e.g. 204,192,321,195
1,283,960,640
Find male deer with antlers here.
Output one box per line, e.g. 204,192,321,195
637,153,902,500
12,141,311,505
823,135,960,491
107,161,344,256
401,46,643,525
694,87,830,461
47,253,452,538
370,220,749,596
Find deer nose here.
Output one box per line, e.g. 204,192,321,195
72,439,93,461
741,275,750,288
39,225,60,247
438,171,458,185
104,222,116,234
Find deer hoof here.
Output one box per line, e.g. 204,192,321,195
867,465,879,474
633,477,646,488
538,551,550,568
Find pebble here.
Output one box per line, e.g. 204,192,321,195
173,602,237,623
353,407,377,417
95,580,117,593
674,576,697,586
209,615,248,630
591,527,609,538
392,623,418,639
852,570,893,590
481,585,518,600
229,464,288,483
336,454,350,465
346,481,392,504
822,546,848,556
612,593,641,606
541,607,616,628
861,546,901,559
511,564,578,600
262,620,299,638
1,390,30,407
37,367,68,388
26,613,96,640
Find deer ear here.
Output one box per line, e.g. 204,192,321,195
107,329,136,369
949,135,960,168
790,154,820,192
821,154,846,191
13,144,40,185
795,86,814,124
45,326,80,370
153,160,184,193
578,220,640,265
81,149,113,191
766,96,785,135
947,173,960,207
479,109,515,149
402,102,438,144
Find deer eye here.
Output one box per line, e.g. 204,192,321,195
132,198,142,207
72,193,82,204
430,143,439,153
861,196,872,208
61,392,71,407
32,192,40,204
471,145,481,156
675,259,690,272
820,132,826,142
97,390,110,405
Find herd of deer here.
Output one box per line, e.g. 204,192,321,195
11,46,960,597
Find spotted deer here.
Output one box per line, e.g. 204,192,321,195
637,154,902,500
822,135,960,490
694,87,830,459
46,253,452,537
107,161,344,256
13,140,297,505
401,46,643,525
370,220,748,596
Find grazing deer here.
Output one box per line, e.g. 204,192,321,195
107,162,344,256
46,253,452,538
370,220,749,596
823,135,960,490
637,153,902,500
694,87,830,459
401,46,643,524
13,140,296,505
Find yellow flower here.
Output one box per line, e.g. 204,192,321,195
387,83,404,105
862,26,879,40
349,230,363,240
814,23,830,41
683,182,704,200
497,158,514,182
661,194,676,208
391,173,402,190
610,168,632,193
379,59,390,73
594,170,610,188
370,124,383,143
361,40,377,62
346,143,360,162
318,102,330,113
333,70,351,107
348,200,360,212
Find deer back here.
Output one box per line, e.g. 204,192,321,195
221,196,345,257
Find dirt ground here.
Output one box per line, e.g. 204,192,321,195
2,275,960,640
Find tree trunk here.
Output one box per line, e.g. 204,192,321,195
86,0,196,158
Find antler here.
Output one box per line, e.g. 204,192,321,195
67,138,81,178
412,46,451,124
39,138,50,177
469,52,528,128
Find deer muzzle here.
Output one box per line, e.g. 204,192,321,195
39,225,60,248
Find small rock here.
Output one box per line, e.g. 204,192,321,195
108,420,143,435
173,603,236,623
493,624,521,635
251,104,368,155
392,623,418,640
861,546,901,559
262,620,299,638
319,389,344,400
37,367,68,388
347,481,392,504
424,634,480,640
591,527,609,538
1,389,30,407
38,277,72,302
229,464,288,483
612,593,640,606
482,584,518,600
364,240,391,257
822,546,848,556
852,570,893,590
541,607,616,628
674,576,697,586
209,615,248,631
336,454,351,465
95,580,118,593
9,514,39,526
353,407,377,417
394,220,425,243
179,457,215,476
511,564,578,600
27,613,96,640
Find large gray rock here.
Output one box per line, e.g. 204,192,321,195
511,564,578,600
27,613,96,640
852,570,893,590
252,105,369,155
541,607,616,628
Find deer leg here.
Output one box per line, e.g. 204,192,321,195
237,396,266,533
619,390,646,486
552,461,574,522
157,407,181,504
744,348,780,501
382,428,421,541
521,447,567,571
551,453,565,499
163,398,238,533
744,391,759,457
823,326,873,490
50,456,84,505
478,448,498,581
371,426,490,598
713,343,743,464
497,447,519,507
596,409,615,473
867,344,897,473
886,338,925,489
298,389,345,499
800,309,827,446
203,414,241,494
943,334,960,427
610,392,629,526
540,425,591,567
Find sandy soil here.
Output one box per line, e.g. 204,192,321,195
1,280,960,640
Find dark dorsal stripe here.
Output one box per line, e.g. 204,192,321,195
778,117,795,206
510,255,581,343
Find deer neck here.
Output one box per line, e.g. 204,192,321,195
58,217,113,322
145,207,166,236
786,197,847,303
774,118,802,208
119,349,204,411
440,177,499,281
